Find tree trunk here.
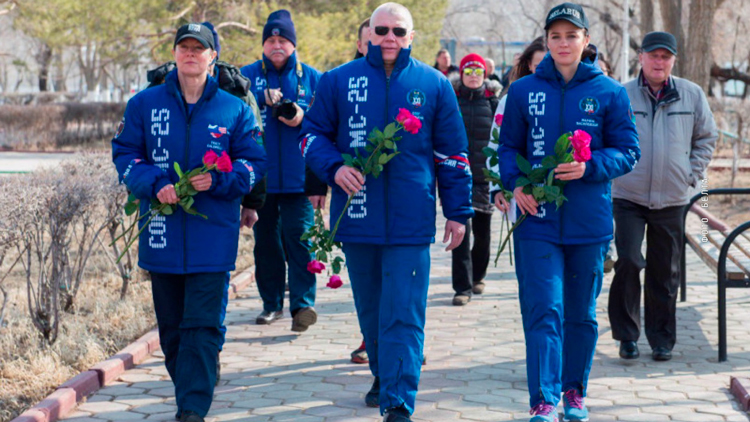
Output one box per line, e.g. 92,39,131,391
640,0,654,35
684,0,723,92
53,51,67,92
657,0,685,76
36,43,52,92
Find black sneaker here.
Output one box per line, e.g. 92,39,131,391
179,410,204,422
383,405,411,421
365,377,380,407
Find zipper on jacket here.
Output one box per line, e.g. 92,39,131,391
183,121,190,273
558,86,566,244
384,74,390,244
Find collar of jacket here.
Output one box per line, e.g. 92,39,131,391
165,68,219,103
637,69,680,107
535,43,604,88
262,50,299,75
366,44,412,72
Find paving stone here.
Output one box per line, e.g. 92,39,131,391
57,215,750,422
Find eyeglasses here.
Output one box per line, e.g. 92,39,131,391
374,26,408,37
462,68,485,76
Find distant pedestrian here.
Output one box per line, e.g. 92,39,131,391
485,58,502,84
434,48,459,77
240,10,327,332
609,31,717,363
449,53,502,306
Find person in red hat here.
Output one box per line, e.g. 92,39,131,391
448,53,505,306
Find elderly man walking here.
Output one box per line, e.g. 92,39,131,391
241,10,327,332
609,31,717,362
300,3,473,421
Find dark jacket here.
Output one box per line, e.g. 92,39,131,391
499,50,641,245
301,45,474,245
451,75,501,214
113,70,266,273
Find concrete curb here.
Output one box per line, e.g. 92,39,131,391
11,266,255,422
731,376,750,411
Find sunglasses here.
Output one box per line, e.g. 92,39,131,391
374,26,409,37
462,68,485,76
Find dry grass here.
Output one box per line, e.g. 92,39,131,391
0,219,255,422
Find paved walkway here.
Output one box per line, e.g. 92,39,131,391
61,214,750,422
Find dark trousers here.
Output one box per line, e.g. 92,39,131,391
253,193,316,314
451,212,492,295
608,199,686,350
150,272,226,417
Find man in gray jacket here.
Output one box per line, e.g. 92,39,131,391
609,31,717,362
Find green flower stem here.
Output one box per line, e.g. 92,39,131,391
325,137,390,248
495,213,527,265
114,208,163,264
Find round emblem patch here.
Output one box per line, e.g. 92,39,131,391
579,96,599,115
407,89,426,109
272,28,280,36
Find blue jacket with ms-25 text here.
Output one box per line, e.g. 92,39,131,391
300,45,474,245
112,70,266,274
241,52,320,194
498,49,641,245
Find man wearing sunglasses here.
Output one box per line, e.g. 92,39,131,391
300,3,472,421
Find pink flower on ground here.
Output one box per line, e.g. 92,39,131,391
327,274,343,289
570,130,592,163
203,150,219,167
307,260,325,274
216,151,233,172
494,114,503,127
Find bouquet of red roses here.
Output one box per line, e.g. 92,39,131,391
493,129,592,260
302,108,423,288
111,150,233,263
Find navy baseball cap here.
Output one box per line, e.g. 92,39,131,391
545,3,589,30
174,23,216,50
641,31,678,55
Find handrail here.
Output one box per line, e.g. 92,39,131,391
681,188,750,302
717,220,750,362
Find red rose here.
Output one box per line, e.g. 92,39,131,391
396,108,412,125
402,116,422,134
216,151,233,172
326,274,343,289
307,260,325,274
203,150,219,167
570,130,592,163
494,114,503,127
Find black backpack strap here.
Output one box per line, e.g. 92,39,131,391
146,62,176,88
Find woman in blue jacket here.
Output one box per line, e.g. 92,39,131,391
498,4,640,422
112,23,265,422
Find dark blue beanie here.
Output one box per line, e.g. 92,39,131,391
201,21,221,58
263,10,296,46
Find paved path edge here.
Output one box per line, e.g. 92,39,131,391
10,266,256,422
